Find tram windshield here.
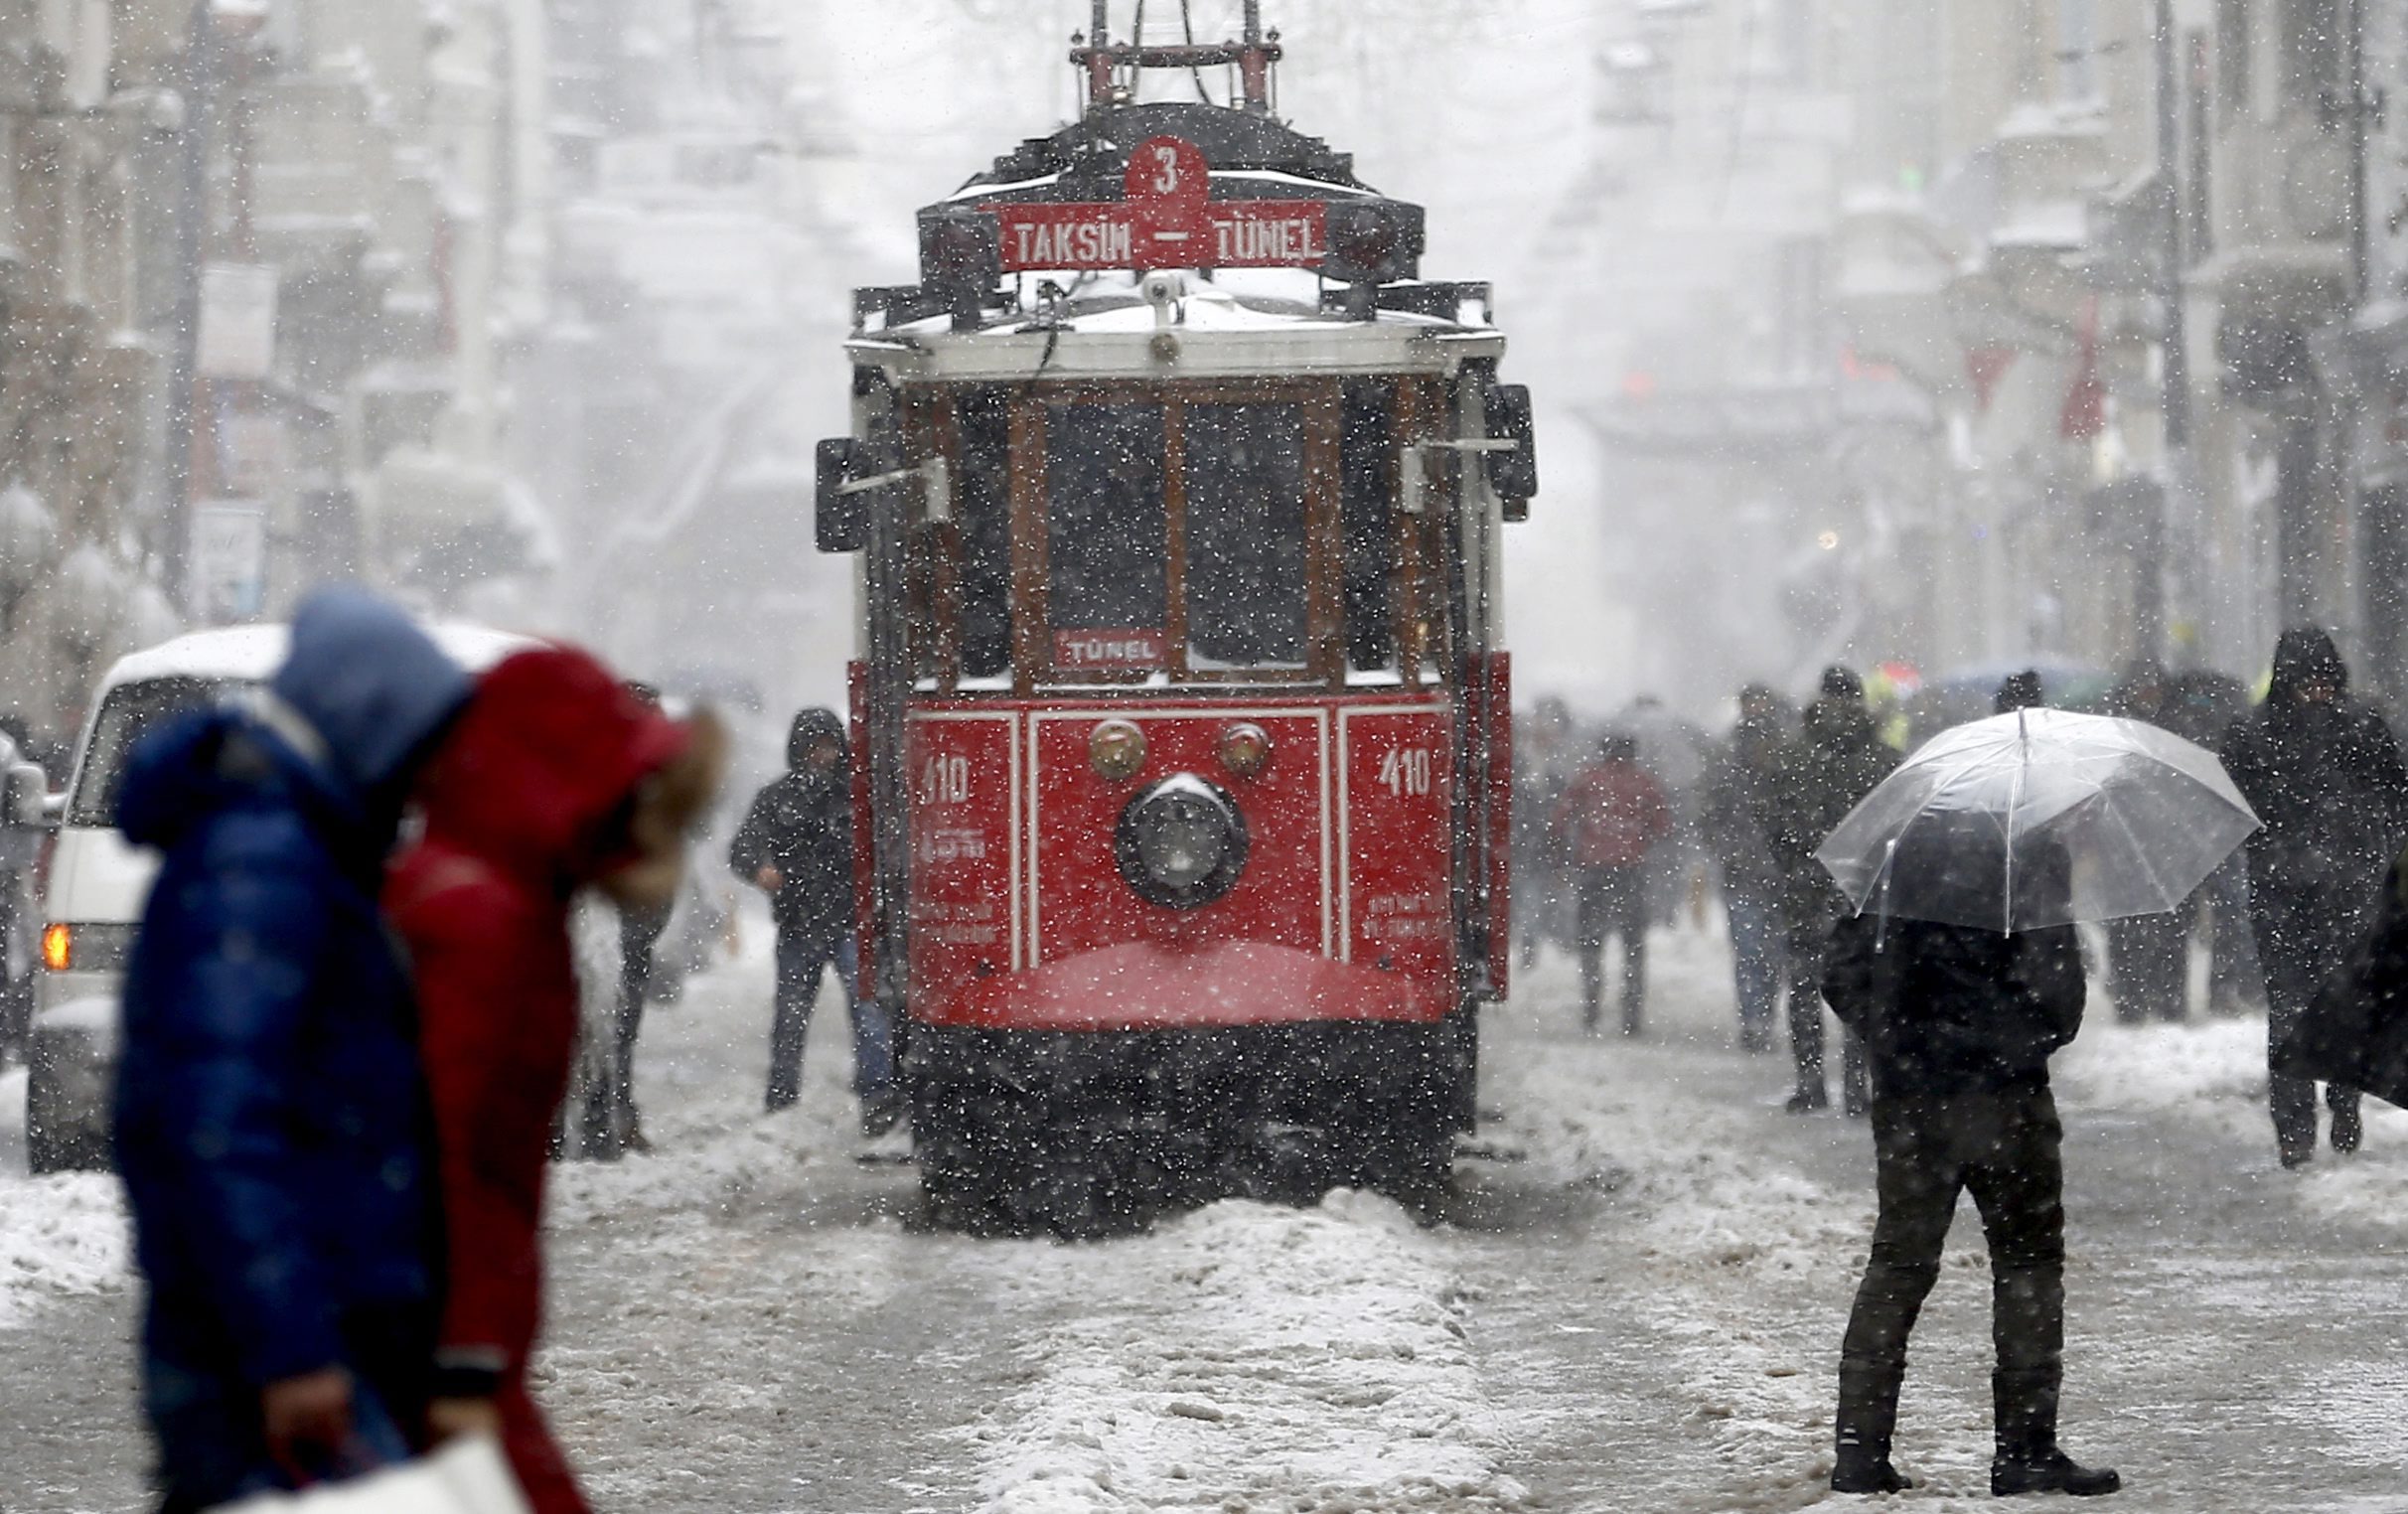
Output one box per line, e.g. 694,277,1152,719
1183,402,1307,667
922,379,1439,688
1046,401,1168,643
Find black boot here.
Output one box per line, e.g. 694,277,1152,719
1991,1368,2119,1497
1831,1364,1915,1494
2332,1100,2362,1155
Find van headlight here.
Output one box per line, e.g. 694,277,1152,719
1114,774,1248,909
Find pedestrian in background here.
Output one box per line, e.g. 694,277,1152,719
112,588,470,1510
388,646,724,1514
1514,695,1580,969
2166,669,2261,1016
1701,682,1793,1052
732,708,901,1134
578,678,675,1158
1994,669,2045,714
2221,629,2408,1167
1550,732,1671,1034
1768,666,1898,1115
1821,822,2119,1499
2104,660,2188,1023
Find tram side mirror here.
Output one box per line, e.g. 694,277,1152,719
1484,384,1538,520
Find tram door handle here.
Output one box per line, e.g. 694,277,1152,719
839,459,951,518
1402,438,1517,517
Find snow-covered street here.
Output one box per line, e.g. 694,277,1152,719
7,920,2408,1512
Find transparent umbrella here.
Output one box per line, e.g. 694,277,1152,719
1815,708,2260,932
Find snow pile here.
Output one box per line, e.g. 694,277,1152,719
0,1172,129,1328
973,1193,1525,1514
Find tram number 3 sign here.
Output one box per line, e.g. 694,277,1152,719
986,135,1329,274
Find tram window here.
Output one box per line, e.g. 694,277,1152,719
1046,402,1167,637
1339,380,1396,672
956,387,1013,680
1184,402,1307,667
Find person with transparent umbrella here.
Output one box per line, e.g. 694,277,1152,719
1812,706,2260,1497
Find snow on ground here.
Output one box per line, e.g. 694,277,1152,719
2051,983,2408,1235
970,1193,1520,1514
0,1065,129,1329
12,905,2408,1512
1483,932,1878,1509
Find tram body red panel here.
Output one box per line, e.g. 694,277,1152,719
892,691,1461,1033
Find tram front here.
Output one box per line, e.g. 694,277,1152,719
817,53,1537,1232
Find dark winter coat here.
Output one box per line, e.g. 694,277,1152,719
1766,696,1899,950
1823,916,2087,1101
112,589,470,1501
1823,817,2086,1099
2220,631,2408,904
1700,713,1788,896
729,709,855,949
2276,844,2408,1109
387,648,688,1514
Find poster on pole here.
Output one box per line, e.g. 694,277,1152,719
197,263,278,380
190,502,268,624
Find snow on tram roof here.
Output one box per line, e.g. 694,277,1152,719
849,271,1503,381
943,167,1377,206
861,268,1491,337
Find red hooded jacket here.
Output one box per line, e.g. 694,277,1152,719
1551,758,1672,869
386,649,686,1514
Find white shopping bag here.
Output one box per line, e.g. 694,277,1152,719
211,1436,531,1514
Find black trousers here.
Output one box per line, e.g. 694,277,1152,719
2108,910,2188,1022
2254,881,2368,1156
1840,1083,2065,1385
1574,863,1648,1028
1786,928,1867,1106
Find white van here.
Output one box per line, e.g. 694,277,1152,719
24,622,530,1171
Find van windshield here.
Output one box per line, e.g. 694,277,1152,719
70,678,237,829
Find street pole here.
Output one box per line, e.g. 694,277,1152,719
2143,0,2182,662
159,0,219,613
2338,0,2370,659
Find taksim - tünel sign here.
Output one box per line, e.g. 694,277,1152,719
986,135,1329,274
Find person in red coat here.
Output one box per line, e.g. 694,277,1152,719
385,648,724,1513
1550,733,1673,1034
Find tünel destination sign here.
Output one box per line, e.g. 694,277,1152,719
987,135,1329,273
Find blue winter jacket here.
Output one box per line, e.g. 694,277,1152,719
113,589,471,1401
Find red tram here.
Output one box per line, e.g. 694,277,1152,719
815,5,1538,1231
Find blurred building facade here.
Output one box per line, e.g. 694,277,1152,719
1,0,832,748
1559,0,2408,707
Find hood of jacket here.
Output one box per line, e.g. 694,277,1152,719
413,647,689,886
271,585,473,806
116,705,354,856
787,707,846,771
2268,627,2347,707
1803,693,1880,751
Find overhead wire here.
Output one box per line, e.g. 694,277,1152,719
1181,0,1216,104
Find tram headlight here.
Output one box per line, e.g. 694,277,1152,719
1089,719,1147,782
1217,722,1271,780
1115,774,1249,910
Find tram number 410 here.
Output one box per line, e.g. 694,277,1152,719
1377,747,1435,798
919,755,972,805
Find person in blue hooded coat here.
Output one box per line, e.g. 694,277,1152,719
112,587,472,1512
